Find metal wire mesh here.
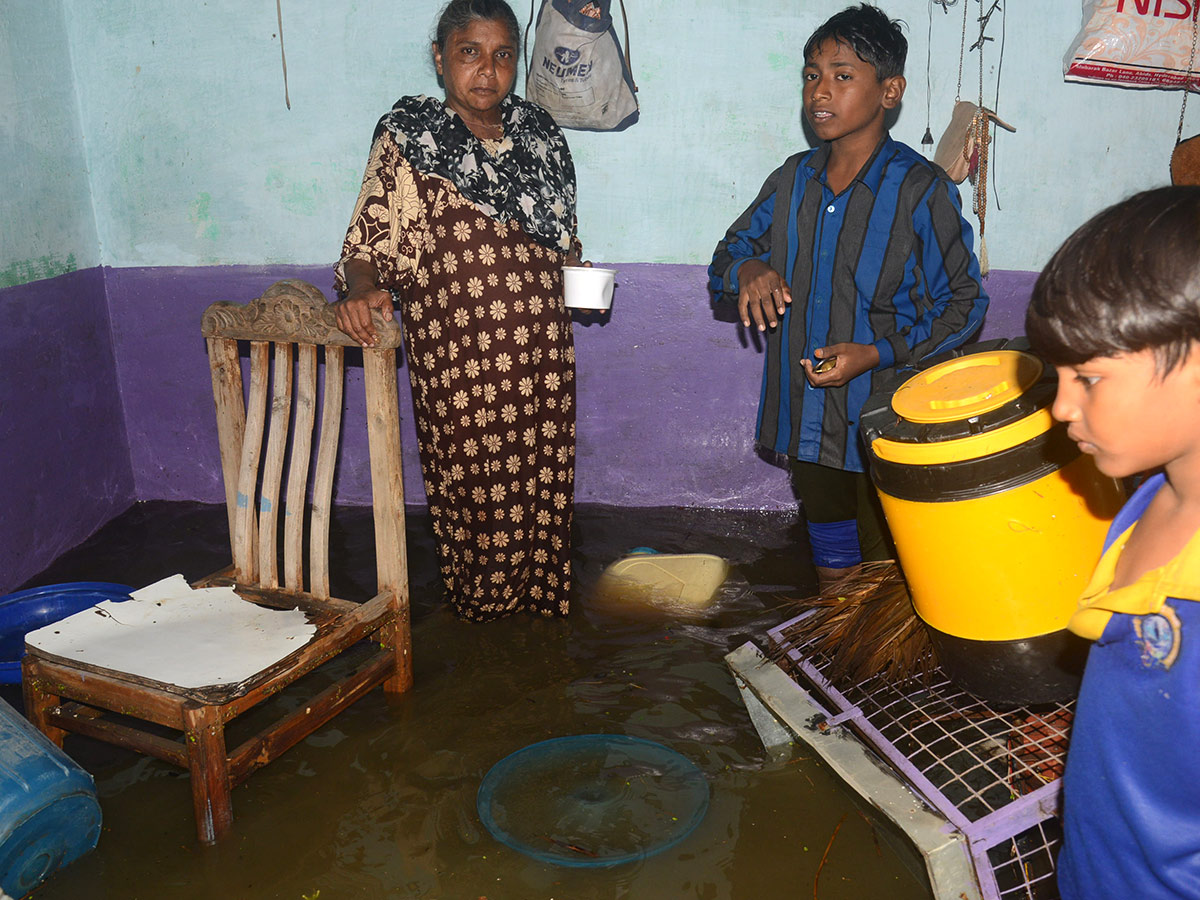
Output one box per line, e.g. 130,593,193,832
767,612,1072,900
989,818,1063,900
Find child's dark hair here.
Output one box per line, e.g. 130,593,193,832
1025,186,1200,375
803,4,907,80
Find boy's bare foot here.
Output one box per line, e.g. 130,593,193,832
815,565,857,596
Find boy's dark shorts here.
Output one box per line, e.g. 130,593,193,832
789,459,896,563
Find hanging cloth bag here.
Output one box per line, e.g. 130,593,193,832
525,0,639,132
933,101,1015,185
930,0,1015,277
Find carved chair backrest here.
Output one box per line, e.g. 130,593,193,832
200,280,407,601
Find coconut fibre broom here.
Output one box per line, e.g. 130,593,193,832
771,561,937,687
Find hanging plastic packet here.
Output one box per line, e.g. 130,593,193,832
1065,0,1200,90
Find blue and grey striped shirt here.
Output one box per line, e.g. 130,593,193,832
709,136,989,472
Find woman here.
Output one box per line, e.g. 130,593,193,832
333,0,582,622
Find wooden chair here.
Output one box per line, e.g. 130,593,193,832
22,280,412,843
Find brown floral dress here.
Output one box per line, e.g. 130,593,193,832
337,131,575,621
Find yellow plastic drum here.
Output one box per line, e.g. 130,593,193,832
860,349,1125,704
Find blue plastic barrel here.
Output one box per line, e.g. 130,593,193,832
0,697,101,897
0,583,132,683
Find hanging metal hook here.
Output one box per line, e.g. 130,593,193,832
977,1,1002,31
968,2,1002,53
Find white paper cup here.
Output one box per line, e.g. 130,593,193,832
562,266,616,310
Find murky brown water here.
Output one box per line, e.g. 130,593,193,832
20,503,932,900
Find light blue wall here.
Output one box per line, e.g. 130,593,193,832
42,0,1192,277
5,0,1184,587
1,0,97,287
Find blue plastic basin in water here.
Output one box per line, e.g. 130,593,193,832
0,696,102,897
477,734,709,867
0,582,132,684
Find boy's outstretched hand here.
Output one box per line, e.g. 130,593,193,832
801,342,880,387
737,260,792,331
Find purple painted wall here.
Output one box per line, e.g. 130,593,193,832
102,263,1037,509
101,266,366,505
1,262,1037,593
0,269,135,592
575,264,1035,507
977,269,1039,343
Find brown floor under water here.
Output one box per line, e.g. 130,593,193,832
16,502,934,900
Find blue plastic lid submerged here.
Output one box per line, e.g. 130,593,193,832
477,734,709,867
0,582,133,683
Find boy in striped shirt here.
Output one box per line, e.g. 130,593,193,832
709,3,988,592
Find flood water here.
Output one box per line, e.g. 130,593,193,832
20,502,933,900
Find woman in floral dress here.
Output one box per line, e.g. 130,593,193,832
333,0,583,622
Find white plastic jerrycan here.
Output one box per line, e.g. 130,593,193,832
597,548,730,609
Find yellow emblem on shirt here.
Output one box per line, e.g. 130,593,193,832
1132,605,1182,670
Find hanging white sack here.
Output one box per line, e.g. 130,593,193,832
525,0,639,132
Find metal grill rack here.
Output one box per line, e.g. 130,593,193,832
729,611,1073,900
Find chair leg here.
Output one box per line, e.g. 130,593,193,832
382,609,413,695
183,704,233,844
21,661,67,747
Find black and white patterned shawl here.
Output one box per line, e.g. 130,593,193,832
373,94,577,252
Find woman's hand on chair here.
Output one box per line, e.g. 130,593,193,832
334,283,393,348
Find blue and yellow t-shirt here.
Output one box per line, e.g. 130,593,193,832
1058,472,1200,900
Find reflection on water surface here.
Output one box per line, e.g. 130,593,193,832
21,502,932,900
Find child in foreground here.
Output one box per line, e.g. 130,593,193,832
708,3,987,592
1025,186,1200,899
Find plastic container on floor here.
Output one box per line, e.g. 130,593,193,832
0,583,132,684
597,550,729,609
0,696,102,898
